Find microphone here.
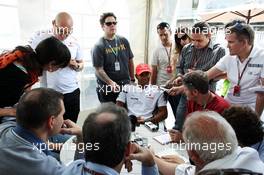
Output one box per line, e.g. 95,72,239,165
129,115,137,132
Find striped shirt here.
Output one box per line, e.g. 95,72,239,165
176,40,225,91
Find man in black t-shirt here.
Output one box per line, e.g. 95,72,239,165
92,12,135,103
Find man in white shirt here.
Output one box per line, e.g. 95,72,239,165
116,63,167,125
29,12,84,122
207,21,264,116
154,111,264,175
151,22,175,86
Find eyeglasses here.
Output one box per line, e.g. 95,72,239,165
226,20,251,39
225,20,248,32
233,21,246,31
105,21,117,26
157,22,171,31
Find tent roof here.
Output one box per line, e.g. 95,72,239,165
198,0,264,23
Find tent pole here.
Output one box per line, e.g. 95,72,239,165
144,0,151,64
247,10,251,24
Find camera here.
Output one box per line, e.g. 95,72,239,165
144,121,159,132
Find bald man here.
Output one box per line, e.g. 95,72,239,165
29,12,84,122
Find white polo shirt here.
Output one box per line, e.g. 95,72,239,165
175,147,264,175
116,84,167,119
214,46,264,108
29,30,83,94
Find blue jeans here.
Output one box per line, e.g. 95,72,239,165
173,95,187,131
167,94,181,121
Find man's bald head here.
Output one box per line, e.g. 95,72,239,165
52,12,73,40
82,103,131,168
54,12,73,26
183,111,238,164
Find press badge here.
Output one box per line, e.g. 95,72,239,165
115,61,120,71
233,85,241,97
166,65,172,73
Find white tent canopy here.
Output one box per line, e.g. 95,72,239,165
197,0,264,23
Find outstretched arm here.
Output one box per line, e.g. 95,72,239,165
206,67,225,80
129,59,135,81
150,106,167,124
256,78,264,117
0,108,16,118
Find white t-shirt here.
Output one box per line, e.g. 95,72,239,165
151,44,174,85
116,84,167,119
175,147,264,175
214,46,264,108
29,30,83,94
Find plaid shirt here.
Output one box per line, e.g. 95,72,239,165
176,40,225,91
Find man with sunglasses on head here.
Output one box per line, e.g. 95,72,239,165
29,12,84,123
167,22,225,141
207,20,264,117
92,12,135,103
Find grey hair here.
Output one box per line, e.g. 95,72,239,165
182,111,238,164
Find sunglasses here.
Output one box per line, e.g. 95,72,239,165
179,34,188,41
105,21,117,26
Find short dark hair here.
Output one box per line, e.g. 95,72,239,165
227,21,255,45
35,36,71,68
183,70,209,94
222,106,263,146
192,21,210,35
157,22,171,32
83,103,131,167
16,88,64,129
99,12,117,26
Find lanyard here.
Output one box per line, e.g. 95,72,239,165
105,37,118,58
83,167,105,175
236,57,252,86
191,49,199,69
164,44,172,64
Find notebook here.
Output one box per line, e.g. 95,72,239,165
153,133,172,145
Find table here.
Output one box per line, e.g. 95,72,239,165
60,125,188,174
60,136,76,166
120,125,188,174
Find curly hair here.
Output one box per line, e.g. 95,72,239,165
222,106,263,146
99,12,116,26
